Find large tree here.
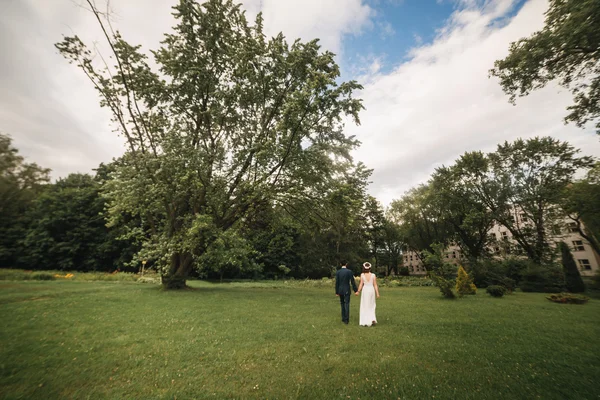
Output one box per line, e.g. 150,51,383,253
453,137,593,265
56,0,363,288
389,185,453,263
490,0,600,134
430,165,496,261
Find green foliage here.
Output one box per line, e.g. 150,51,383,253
424,243,457,298
520,264,566,293
20,173,137,272
467,258,523,291
558,242,586,293
455,265,477,296
0,269,140,282
546,293,590,305
430,165,496,260
56,0,364,287
453,137,593,265
389,186,452,255
591,270,600,291
379,276,434,287
0,133,50,268
486,285,506,297
491,0,600,134
562,162,600,256
398,266,410,276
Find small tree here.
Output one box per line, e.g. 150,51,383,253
558,242,585,293
424,243,457,299
455,266,477,296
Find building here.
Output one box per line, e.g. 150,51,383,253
403,215,600,277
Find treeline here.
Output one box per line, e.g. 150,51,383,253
0,133,403,279
388,136,600,293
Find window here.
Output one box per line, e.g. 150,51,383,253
520,213,528,222
568,222,579,233
552,225,562,235
488,234,497,242
577,259,591,270
452,251,456,259
572,240,585,251
501,231,509,240
494,247,500,254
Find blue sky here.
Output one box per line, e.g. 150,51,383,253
342,0,527,76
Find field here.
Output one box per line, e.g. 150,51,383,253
1,279,599,399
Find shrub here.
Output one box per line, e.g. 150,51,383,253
378,276,434,287
486,285,506,297
430,272,456,299
398,266,410,276
520,264,565,293
455,266,476,296
558,242,585,293
546,293,589,304
501,258,528,286
424,243,458,298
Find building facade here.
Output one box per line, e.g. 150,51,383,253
403,216,600,277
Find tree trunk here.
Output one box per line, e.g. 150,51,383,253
161,252,193,289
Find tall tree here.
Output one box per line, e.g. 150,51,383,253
490,0,600,134
363,196,386,268
56,0,363,288
0,133,50,267
430,165,496,261
379,218,403,276
454,137,593,265
389,184,453,264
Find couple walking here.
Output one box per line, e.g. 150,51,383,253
335,261,380,326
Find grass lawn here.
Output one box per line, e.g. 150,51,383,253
1,280,599,400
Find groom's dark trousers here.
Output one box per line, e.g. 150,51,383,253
335,267,358,324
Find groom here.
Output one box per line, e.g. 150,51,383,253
335,260,358,324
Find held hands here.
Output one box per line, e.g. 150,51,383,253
354,292,359,296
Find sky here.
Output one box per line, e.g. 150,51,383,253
1,0,599,206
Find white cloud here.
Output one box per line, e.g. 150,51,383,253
346,0,600,206
242,0,372,54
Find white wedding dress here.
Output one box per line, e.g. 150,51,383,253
359,273,377,326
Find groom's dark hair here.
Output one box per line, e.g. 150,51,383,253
340,260,348,266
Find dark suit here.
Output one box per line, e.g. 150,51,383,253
335,267,358,324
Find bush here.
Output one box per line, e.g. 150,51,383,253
455,266,476,296
430,272,456,299
486,285,506,297
520,264,565,293
379,276,434,287
398,266,410,276
501,258,528,286
546,293,589,304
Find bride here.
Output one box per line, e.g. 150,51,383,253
356,262,380,326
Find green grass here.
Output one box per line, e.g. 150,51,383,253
1,281,599,400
